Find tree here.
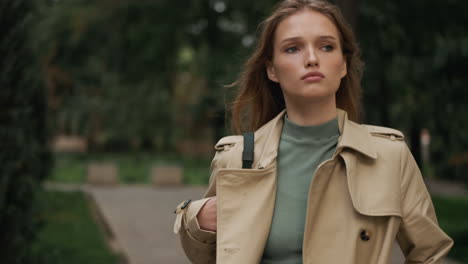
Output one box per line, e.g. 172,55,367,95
34,0,279,151
0,1,51,263
359,0,468,181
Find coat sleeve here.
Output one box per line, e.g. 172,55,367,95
396,143,453,264
174,153,220,264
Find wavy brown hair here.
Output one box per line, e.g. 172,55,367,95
228,0,364,134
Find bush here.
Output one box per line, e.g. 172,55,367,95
29,191,119,264
0,1,51,263
433,196,468,263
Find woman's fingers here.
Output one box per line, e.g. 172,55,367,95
197,197,217,232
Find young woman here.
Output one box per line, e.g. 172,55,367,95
173,0,453,263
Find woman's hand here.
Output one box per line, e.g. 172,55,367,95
197,197,217,232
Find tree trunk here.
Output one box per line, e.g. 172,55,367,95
410,120,422,168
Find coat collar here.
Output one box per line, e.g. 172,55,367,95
254,108,377,168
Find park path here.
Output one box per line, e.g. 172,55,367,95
45,180,464,264
88,185,205,264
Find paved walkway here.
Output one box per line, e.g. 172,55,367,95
426,178,468,197
88,185,205,264
45,181,464,264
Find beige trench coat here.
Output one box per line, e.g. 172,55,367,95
174,109,453,264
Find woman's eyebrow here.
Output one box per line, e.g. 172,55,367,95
280,35,337,45
318,35,337,41
279,36,303,45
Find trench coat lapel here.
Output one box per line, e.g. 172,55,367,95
336,109,377,159
254,108,377,169
253,109,286,169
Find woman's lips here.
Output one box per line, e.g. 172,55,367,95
301,71,325,82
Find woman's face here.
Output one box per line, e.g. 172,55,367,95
267,9,347,105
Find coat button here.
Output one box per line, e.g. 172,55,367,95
360,230,370,241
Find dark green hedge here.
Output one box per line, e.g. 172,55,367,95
0,1,51,263
359,0,468,182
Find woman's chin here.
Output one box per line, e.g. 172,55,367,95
296,89,335,101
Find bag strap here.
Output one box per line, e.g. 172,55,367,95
242,132,254,169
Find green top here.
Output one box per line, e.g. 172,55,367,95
260,114,340,264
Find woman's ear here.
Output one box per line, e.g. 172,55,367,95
340,57,347,79
266,62,279,83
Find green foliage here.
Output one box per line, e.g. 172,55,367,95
433,196,468,262
0,1,51,263
29,191,119,264
33,0,279,151
359,0,468,180
34,0,184,150
51,152,211,185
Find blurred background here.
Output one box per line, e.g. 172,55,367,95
1,0,467,263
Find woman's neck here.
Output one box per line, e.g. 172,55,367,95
284,97,337,126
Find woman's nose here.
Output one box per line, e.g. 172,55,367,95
305,48,319,68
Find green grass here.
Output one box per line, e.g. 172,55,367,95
433,195,468,263
50,152,211,185
30,191,119,264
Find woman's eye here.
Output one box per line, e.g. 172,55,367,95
285,47,299,53
321,45,334,52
